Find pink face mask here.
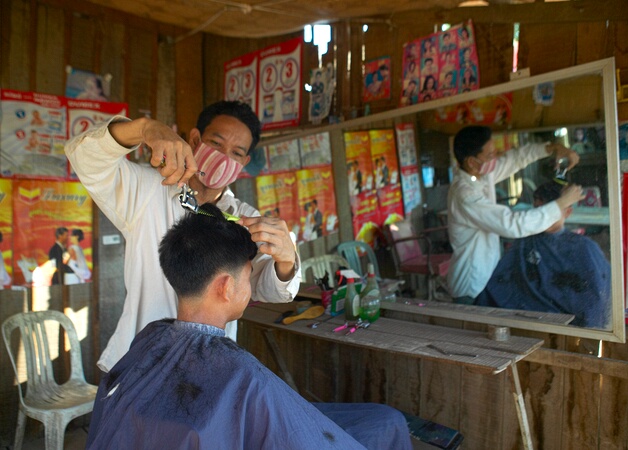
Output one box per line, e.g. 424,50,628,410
194,142,244,189
476,157,497,176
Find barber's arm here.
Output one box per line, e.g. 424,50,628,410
545,142,580,171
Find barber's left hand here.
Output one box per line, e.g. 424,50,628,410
238,216,297,281
548,143,580,171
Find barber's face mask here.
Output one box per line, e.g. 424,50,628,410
194,142,244,189
474,156,497,176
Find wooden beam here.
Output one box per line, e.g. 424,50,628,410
524,347,628,379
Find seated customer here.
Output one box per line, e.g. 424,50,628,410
476,182,611,328
87,203,412,450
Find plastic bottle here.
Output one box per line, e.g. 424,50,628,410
344,278,361,321
360,264,381,322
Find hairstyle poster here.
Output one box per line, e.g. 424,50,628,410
363,56,391,102
401,20,479,106
267,139,301,173
255,172,299,238
12,180,92,286
369,129,404,225
0,179,13,288
257,37,303,130
224,50,259,114
0,90,67,179
435,93,513,126
299,132,332,168
296,166,338,242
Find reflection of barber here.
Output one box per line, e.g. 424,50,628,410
476,182,611,328
447,126,584,304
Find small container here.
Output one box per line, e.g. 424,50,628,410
321,289,333,309
488,325,510,341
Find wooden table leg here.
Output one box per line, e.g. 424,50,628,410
507,363,534,450
263,329,299,393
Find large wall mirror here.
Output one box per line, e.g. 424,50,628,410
259,58,624,343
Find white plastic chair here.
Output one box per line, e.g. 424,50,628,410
301,254,351,287
2,310,98,450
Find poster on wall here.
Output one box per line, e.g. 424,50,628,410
0,179,13,288
400,165,421,215
395,123,418,168
299,132,332,168
258,37,303,130
239,146,269,178
224,51,259,114
296,166,338,242
369,129,404,225
65,67,111,101
256,172,299,238
309,63,336,124
12,180,92,286
435,93,513,125
0,90,68,179
401,20,479,106
267,139,301,173
363,57,391,102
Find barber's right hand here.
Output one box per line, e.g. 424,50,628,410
142,119,198,187
556,184,585,210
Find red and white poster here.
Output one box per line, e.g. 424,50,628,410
257,37,302,130
0,179,13,288
12,180,92,286
296,166,338,242
256,172,299,238
435,93,513,125
401,20,479,106
224,50,259,114
0,90,67,179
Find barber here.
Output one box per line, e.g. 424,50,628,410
447,125,584,304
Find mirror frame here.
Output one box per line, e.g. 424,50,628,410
260,57,625,343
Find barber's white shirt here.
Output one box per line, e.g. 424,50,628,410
65,117,300,372
447,143,562,298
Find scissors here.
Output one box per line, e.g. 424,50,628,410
178,184,240,221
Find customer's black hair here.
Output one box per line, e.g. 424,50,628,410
453,125,492,167
159,203,258,298
195,101,261,154
533,181,564,205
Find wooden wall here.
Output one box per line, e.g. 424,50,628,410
1,0,627,448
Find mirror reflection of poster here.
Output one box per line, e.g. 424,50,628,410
0,90,67,179
369,129,404,226
296,166,338,242
0,179,13,288
12,180,92,286
299,132,332,168
256,172,299,238
267,139,301,173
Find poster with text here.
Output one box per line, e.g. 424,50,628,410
267,139,301,173
400,165,421,215
258,37,302,130
0,90,67,179
224,51,259,114
370,129,404,225
435,93,513,125
400,20,479,106
256,172,299,238
395,123,418,168
363,56,391,102
0,179,13,287
296,166,338,242
12,180,92,286
377,185,404,226
299,132,332,168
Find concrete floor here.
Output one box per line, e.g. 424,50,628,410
10,422,88,450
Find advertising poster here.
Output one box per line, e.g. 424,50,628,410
369,129,404,225
435,93,513,125
12,180,92,286
0,90,67,179
65,67,110,101
296,166,338,242
309,63,336,124
400,165,422,215
256,172,299,238
258,37,302,130
299,132,332,168
363,56,391,102
401,20,479,106
0,179,13,287
267,139,301,173
377,185,405,226
224,50,259,114
395,123,418,168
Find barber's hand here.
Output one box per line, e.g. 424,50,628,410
547,143,580,171
110,118,198,187
556,184,585,210
239,216,297,281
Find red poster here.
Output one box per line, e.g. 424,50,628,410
257,37,303,130
377,185,405,226
296,166,338,242
363,56,391,102
0,179,13,287
13,180,92,286
256,172,299,238
435,93,513,125
224,50,259,115
369,129,404,226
